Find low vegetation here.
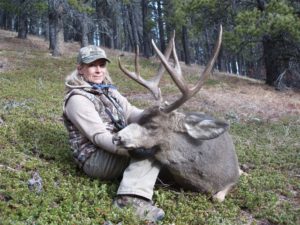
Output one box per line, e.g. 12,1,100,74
0,32,299,225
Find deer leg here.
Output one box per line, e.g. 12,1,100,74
239,167,249,176
212,184,233,202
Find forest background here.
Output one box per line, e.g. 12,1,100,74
1,0,300,90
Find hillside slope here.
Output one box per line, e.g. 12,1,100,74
0,29,299,225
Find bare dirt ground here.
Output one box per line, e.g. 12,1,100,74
1,29,300,122
192,75,300,122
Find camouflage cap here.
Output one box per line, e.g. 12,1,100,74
77,45,111,64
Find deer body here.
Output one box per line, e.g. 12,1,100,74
116,109,240,201
116,26,241,201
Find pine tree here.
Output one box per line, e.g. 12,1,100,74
225,0,300,88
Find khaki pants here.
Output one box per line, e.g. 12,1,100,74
83,149,161,200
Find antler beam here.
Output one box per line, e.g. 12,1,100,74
118,31,175,101
152,25,223,113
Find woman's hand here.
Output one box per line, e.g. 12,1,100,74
128,146,159,159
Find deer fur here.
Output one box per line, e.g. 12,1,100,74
115,107,240,202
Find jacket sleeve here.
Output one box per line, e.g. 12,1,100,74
65,94,127,155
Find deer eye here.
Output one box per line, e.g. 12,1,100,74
147,123,159,129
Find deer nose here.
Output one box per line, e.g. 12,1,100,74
112,135,121,145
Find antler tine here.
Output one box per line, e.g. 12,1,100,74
118,36,174,101
192,25,223,93
158,25,223,113
118,46,160,100
152,34,187,95
150,31,175,85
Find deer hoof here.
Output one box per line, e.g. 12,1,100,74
212,191,226,202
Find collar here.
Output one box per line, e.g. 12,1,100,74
89,83,117,90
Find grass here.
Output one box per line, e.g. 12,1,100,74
0,44,299,225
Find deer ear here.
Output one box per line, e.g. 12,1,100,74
184,113,229,140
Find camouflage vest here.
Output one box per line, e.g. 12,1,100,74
63,87,126,168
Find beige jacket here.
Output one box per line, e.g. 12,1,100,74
63,86,143,166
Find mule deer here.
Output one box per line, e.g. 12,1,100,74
114,26,240,202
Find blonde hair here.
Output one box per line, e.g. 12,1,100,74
65,64,113,91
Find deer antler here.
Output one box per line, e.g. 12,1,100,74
118,32,175,101
152,25,223,113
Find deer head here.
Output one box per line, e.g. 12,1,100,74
115,26,225,150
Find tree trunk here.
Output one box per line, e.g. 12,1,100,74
42,15,49,40
127,3,139,49
16,0,27,38
156,0,165,53
80,13,89,47
17,13,27,39
53,3,64,56
182,25,191,65
204,27,211,64
0,11,5,29
217,47,227,72
112,18,118,49
164,0,174,42
141,0,151,58
48,0,56,51
256,1,292,88
262,34,288,86
121,2,132,51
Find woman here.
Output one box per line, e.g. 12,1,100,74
63,45,164,222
